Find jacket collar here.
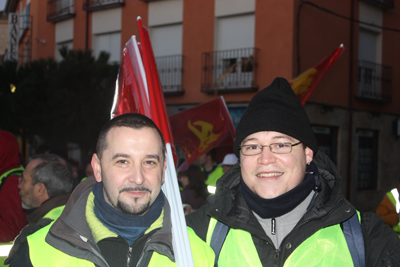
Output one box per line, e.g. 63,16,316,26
46,177,175,265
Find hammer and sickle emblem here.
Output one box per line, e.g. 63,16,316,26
188,120,222,152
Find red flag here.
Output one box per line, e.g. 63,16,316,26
290,44,344,105
137,18,178,166
111,37,151,118
170,97,235,171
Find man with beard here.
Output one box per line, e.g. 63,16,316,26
186,77,400,266
18,154,73,223
9,113,214,267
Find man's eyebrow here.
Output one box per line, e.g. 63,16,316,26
242,138,258,144
147,154,160,162
112,153,130,160
271,135,295,141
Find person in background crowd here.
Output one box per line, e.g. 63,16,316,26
35,144,51,155
68,158,81,189
376,177,400,237
0,130,26,242
18,154,73,224
8,113,214,267
198,149,218,178
5,154,74,264
205,153,238,194
179,165,209,214
186,77,400,266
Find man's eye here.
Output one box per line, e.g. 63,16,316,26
247,145,259,150
275,143,288,149
145,160,156,165
117,160,128,164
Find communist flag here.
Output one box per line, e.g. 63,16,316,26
290,44,344,105
170,97,235,171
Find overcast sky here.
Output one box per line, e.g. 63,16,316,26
0,0,6,11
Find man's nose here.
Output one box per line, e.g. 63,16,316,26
128,168,145,185
258,146,277,165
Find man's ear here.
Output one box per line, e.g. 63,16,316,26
35,183,48,198
92,154,102,182
162,159,167,184
305,147,314,164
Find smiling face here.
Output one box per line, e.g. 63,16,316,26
92,126,166,216
240,131,313,199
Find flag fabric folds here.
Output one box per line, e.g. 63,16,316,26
170,97,235,172
111,17,194,267
290,44,344,105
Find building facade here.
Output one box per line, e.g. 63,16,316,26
5,0,400,212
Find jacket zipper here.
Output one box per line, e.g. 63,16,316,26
271,218,276,235
274,249,280,267
127,247,132,267
136,237,153,267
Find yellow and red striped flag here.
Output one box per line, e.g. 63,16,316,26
290,44,344,105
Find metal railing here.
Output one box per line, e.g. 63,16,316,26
83,0,125,11
201,47,258,93
357,60,392,103
361,0,394,9
155,55,184,94
47,0,75,22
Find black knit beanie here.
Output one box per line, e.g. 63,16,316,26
234,77,318,157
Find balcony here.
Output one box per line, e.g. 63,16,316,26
83,0,125,12
201,47,258,93
360,0,394,9
155,55,184,95
357,60,392,103
47,0,75,22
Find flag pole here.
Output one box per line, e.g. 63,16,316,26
137,17,195,267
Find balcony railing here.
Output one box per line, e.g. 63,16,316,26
155,55,184,94
357,60,392,103
361,0,394,9
47,0,75,22
83,0,125,12
201,47,258,93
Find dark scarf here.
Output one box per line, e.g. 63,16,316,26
241,161,319,218
93,182,164,246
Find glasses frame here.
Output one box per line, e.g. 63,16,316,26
239,141,302,156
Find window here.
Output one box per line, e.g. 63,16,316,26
150,24,183,93
312,126,337,164
211,13,256,90
55,41,73,61
356,129,378,189
93,32,121,63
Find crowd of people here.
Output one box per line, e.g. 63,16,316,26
0,77,399,266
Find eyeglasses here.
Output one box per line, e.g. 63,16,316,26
239,142,302,156
18,176,32,184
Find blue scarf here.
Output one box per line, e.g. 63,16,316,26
93,182,164,246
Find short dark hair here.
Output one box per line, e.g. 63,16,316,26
30,154,74,198
96,113,166,160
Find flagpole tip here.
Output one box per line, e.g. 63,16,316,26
137,16,142,21
340,43,344,47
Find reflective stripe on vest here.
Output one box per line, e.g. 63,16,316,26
43,205,65,221
28,223,214,267
386,188,400,234
0,167,24,187
206,217,355,267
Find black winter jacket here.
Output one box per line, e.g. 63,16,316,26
186,152,400,266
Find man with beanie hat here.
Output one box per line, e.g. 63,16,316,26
186,77,400,266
